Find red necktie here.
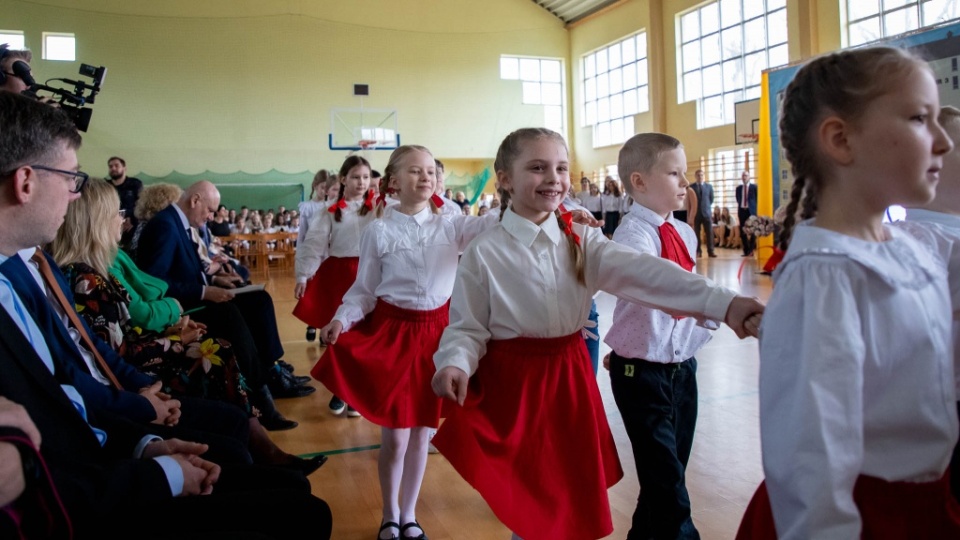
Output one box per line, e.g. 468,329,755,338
658,222,694,320
327,198,348,213
431,193,445,208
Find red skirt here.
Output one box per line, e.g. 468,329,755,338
310,299,449,429
433,333,623,540
292,256,359,328
736,472,960,539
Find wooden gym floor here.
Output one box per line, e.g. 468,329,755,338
262,245,772,539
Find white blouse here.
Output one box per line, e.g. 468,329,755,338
759,221,958,540
295,200,377,283
434,208,737,376
296,199,329,247
602,194,623,214
333,207,497,330
577,193,603,213
605,203,715,363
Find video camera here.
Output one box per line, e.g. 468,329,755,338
22,63,107,132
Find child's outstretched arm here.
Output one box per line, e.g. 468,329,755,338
725,297,765,338
325,222,383,335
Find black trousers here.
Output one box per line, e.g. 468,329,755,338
738,208,755,255
609,352,700,540
193,294,283,388
693,212,714,255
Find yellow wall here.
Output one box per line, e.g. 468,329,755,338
2,0,566,180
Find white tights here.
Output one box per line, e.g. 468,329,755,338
379,426,431,538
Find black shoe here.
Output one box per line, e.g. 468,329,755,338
277,360,296,373
400,521,427,540
269,368,316,399
708,252,717,258
346,405,361,418
306,327,317,342
259,412,299,431
280,454,328,476
329,396,346,415
293,375,311,385
378,521,400,540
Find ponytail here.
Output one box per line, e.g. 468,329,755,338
556,208,586,285
333,182,346,223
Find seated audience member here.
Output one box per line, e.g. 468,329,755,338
136,180,314,402
0,91,333,539
51,179,323,476
129,182,183,258
208,204,233,237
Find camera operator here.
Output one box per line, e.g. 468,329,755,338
0,45,32,94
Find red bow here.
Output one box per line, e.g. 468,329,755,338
363,189,376,210
376,188,395,207
327,198,348,213
431,193,445,208
558,204,581,246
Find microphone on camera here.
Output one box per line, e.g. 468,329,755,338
11,60,34,88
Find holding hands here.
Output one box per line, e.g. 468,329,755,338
724,296,764,338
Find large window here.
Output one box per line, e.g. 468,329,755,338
500,55,566,137
581,32,649,148
847,0,960,47
707,147,757,211
678,0,788,129
42,32,75,61
0,31,25,50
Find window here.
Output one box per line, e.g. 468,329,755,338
707,146,757,211
500,55,566,136
43,32,75,61
0,31,25,50
678,0,788,129
846,0,960,47
581,32,649,148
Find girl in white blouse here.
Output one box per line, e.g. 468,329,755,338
431,128,763,540
312,145,496,540
736,47,960,540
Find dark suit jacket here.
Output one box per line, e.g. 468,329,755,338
691,182,713,217
136,204,207,306
0,308,172,533
736,183,758,215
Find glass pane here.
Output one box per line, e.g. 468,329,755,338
723,58,744,92
0,32,25,50
624,88,639,115
585,77,597,102
769,44,789,67
702,33,721,66
519,58,541,81
924,0,960,25
608,43,622,68
596,122,612,148
884,7,920,37
542,60,562,83
596,49,609,73
610,67,623,94
884,0,911,9
545,105,563,134
745,51,766,87
724,91,743,125
722,27,743,60
744,17,766,53
543,82,562,106
683,41,702,71
638,85,649,112
624,116,635,141
598,72,610,97
585,101,597,125
611,118,625,144
768,9,788,45
703,95,724,127
768,0,786,9
684,71,703,101
637,32,648,58
523,82,542,104
849,18,881,46
744,0,764,20
745,85,761,99
585,54,596,78
637,59,649,85
611,93,624,119
598,96,611,122
849,0,880,19
720,0,742,28
44,34,75,61
623,62,637,89
701,3,720,34
681,11,701,42
703,64,723,97
500,57,519,79
622,37,637,64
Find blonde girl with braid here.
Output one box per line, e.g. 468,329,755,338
431,128,763,540
735,46,960,540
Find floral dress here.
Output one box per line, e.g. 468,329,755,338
64,262,254,417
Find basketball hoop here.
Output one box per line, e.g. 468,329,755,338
357,139,377,150
737,133,760,144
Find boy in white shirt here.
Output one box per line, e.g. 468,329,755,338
605,132,713,540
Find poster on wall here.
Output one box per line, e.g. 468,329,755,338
765,20,960,213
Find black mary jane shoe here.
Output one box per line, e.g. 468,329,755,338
377,521,400,540
400,521,428,540
281,454,328,476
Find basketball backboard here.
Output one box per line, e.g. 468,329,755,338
329,107,399,151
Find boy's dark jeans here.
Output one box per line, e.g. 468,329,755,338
610,352,700,540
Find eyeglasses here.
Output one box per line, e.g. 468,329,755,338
30,165,89,193
118,208,127,218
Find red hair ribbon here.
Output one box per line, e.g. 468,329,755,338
327,198,348,213
431,193,445,208
558,204,581,246
363,188,376,210
376,188,395,208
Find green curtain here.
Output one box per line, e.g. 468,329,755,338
136,169,308,211
444,168,491,205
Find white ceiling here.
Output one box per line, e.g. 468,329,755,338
530,0,622,24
